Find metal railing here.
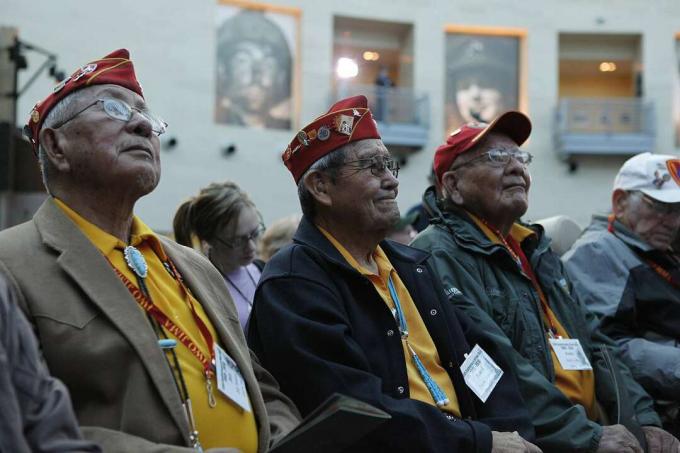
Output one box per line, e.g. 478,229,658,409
555,98,655,157
334,84,430,127
556,98,654,135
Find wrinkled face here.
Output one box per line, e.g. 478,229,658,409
49,84,161,196
616,191,680,251
456,78,503,123
327,139,400,235
445,132,531,226
210,205,262,270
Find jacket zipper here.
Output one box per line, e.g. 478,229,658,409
599,345,621,424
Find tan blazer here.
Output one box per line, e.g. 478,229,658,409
0,199,299,452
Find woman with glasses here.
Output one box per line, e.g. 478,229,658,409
173,181,264,331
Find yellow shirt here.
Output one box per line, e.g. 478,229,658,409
318,226,461,417
469,213,597,420
55,199,258,451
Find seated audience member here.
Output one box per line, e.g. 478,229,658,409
563,152,680,436
174,181,265,331
411,113,678,452
256,214,301,263
248,95,540,452
0,268,100,453
0,49,299,452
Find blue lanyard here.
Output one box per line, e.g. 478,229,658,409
387,275,450,408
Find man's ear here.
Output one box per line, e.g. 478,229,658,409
303,170,333,207
612,189,629,220
39,128,70,172
442,170,464,206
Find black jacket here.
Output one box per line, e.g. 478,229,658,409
248,217,534,452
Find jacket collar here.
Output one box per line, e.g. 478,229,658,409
293,216,430,273
33,198,191,444
592,214,655,253
422,185,551,261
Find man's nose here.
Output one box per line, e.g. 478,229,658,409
127,110,154,138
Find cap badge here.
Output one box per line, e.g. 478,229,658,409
297,130,310,146
666,159,680,187
653,170,671,189
335,114,354,135
53,77,70,93
73,63,97,82
283,146,293,162
317,125,331,141
30,109,40,123
307,129,317,141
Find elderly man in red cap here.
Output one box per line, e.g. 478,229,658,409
248,96,541,452
412,112,679,452
0,49,299,452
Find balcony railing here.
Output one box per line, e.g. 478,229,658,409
333,84,430,148
555,98,655,158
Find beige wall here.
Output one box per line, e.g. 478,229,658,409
3,0,680,231
559,71,635,98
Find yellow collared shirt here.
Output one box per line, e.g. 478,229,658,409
55,198,258,451
318,225,461,417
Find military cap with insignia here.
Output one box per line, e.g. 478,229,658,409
24,48,144,154
282,95,381,182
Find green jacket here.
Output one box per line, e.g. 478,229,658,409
411,186,661,453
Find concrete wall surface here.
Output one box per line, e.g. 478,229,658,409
3,0,680,231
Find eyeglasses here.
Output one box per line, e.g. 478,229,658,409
450,148,533,172
632,191,680,216
51,98,168,136
343,155,400,178
214,223,265,249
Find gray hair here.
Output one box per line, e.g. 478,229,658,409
296,143,356,220
37,88,92,194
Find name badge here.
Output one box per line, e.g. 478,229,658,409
549,338,592,371
460,344,503,403
214,344,251,412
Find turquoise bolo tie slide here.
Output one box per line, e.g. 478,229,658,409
123,245,148,279
158,339,177,349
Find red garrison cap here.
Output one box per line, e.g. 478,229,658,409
433,111,532,186
282,95,381,183
25,48,143,152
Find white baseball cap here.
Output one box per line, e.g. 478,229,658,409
613,152,680,203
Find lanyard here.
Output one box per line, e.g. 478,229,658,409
386,275,450,408
108,245,211,452
505,236,558,338
111,266,217,384
644,258,680,289
480,219,558,337
109,246,218,406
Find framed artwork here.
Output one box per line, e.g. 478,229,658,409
444,25,526,134
215,0,300,130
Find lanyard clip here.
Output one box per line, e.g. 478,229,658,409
158,339,177,349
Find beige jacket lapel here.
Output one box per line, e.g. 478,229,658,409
34,199,192,445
